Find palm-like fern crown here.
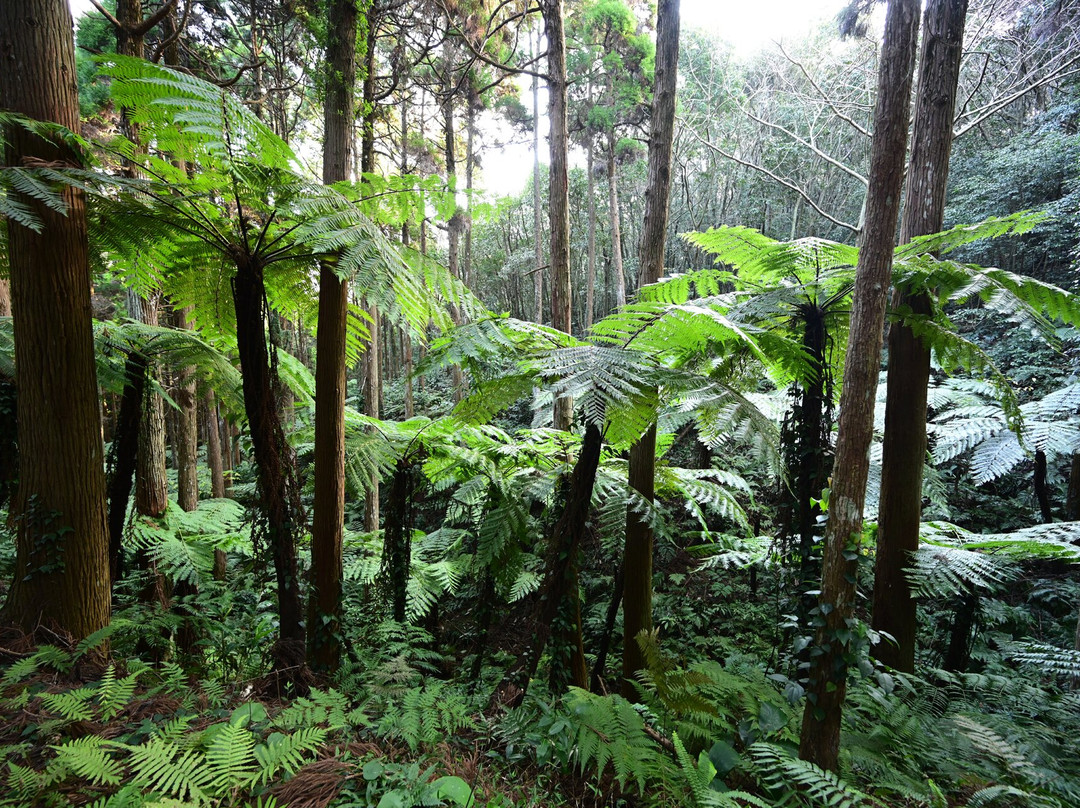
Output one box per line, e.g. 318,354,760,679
66,55,477,365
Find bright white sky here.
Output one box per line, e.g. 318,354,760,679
67,0,849,196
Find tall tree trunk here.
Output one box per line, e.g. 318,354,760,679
361,22,382,536
134,295,168,522
622,0,679,699
798,0,920,772
0,281,10,316
607,133,626,310
465,92,476,291
309,0,358,673
545,0,573,430
443,65,466,403
171,303,200,656
203,391,227,579
233,256,306,670
585,113,597,331
0,0,111,641
173,306,200,512
874,0,968,674
401,94,416,419
532,29,544,325
1034,449,1053,523
205,392,226,500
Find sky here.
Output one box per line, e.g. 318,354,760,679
66,0,850,196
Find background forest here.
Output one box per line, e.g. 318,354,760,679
2,0,1080,806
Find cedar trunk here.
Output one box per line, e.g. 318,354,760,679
309,0,357,672
874,0,968,674
532,30,544,325
203,391,227,579
798,0,920,771
546,0,573,430
0,0,111,640
622,0,680,699
173,306,199,512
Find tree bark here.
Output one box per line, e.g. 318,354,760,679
607,133,626,310
874,0,968,674
545,0,573,430
0,0,111,641
622,0,680,700
443,63,467,404
309,0,357,673
532,29,544,325
203,391,227,580
585,124,597,332
798,0,920,772
134,295,168,522
232,255,306,670
106,354,147,587
1034,449,1053,523
173,306,199,513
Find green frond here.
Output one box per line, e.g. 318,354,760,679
907,544,1017,598
564,688,664,794
1009,642,1080,679
748,742,876,808
51,737,123,787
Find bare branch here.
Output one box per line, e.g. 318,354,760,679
954,55,1080,139
686,125,861,235
88,0,123,31
778,42,872,138
733,97,869,187
133,0,179,37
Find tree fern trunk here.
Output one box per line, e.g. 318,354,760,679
106,354,147,587
382,459,415,623
495,424,603,705
232,255,306,670
798,0,920,772
591,564,624,694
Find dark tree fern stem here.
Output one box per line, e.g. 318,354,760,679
106,353,148,587
232,256,306,670
494,423,603,706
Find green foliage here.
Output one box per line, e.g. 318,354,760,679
375,681,475,752
563,688,667,794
